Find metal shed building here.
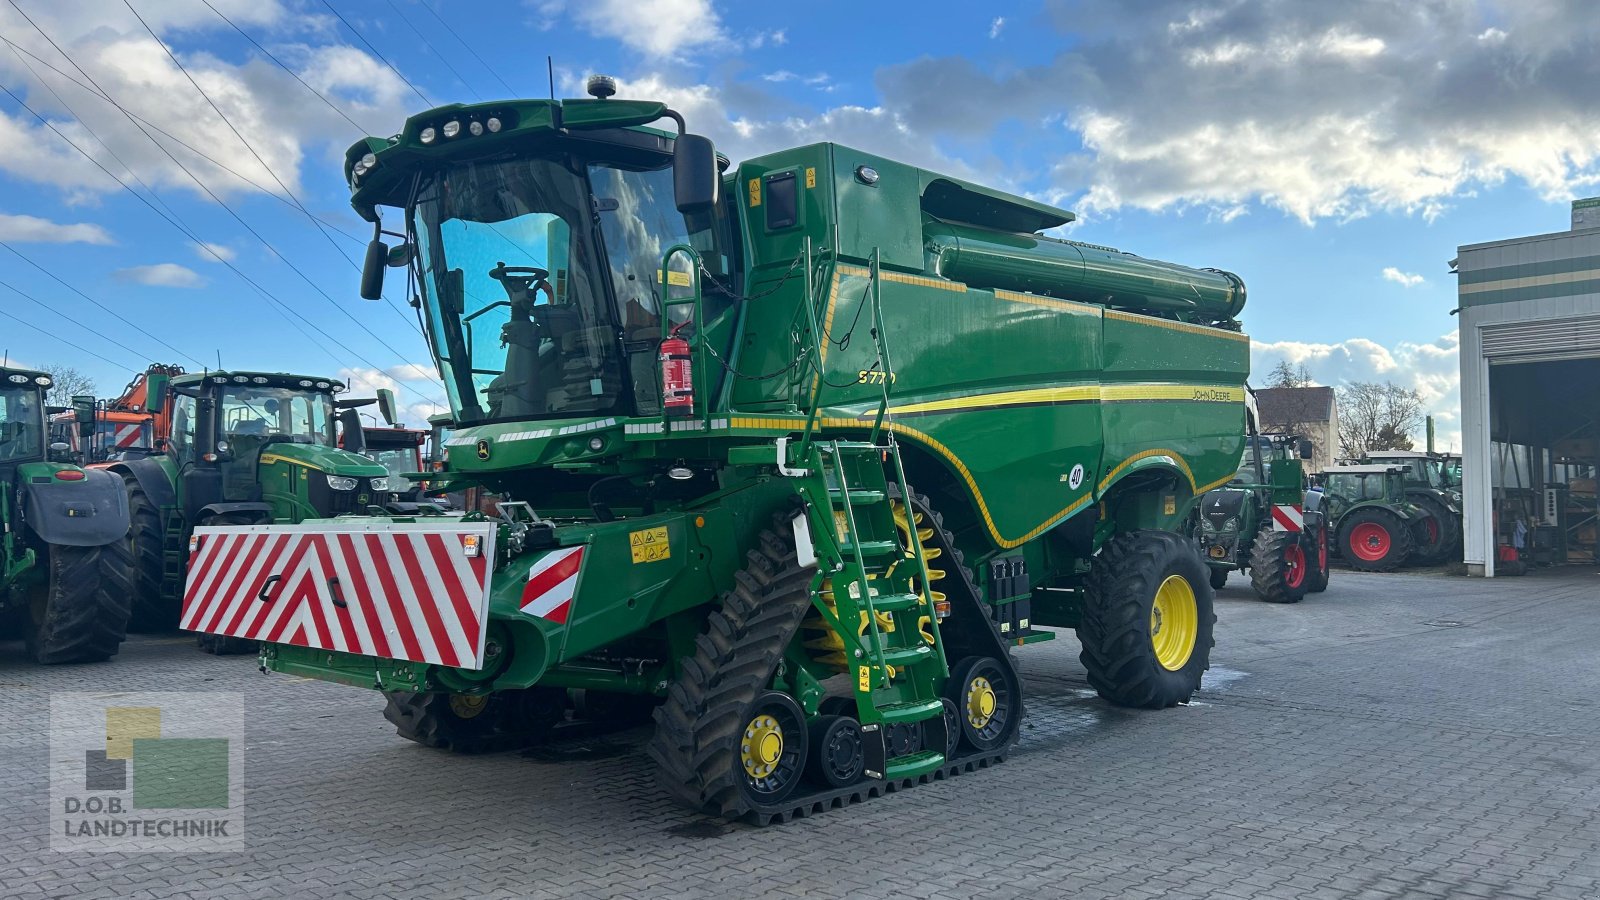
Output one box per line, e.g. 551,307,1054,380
1455,201,1600,576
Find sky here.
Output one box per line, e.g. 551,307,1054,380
2,0,1598,450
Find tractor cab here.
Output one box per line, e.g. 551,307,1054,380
0,372,48,467
161,371,391,523
356,426,428,501
1320,464,1410,516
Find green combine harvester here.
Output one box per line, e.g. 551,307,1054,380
0,368,134,663
184,77,1252,821
106,370,393,648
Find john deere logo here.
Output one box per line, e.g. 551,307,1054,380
476,439,492,460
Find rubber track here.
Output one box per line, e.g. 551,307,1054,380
1249,530,1304,604
124,479,173,631
28,540,134,664
648,524,816,818
1079,530,1214,709
741,748,1009,825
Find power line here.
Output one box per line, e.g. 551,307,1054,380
383,0,481,100
196,0,371,134
0,241,205,366
5,4,446,407
0,301,142,371
124,0,429,347
419,0,518,97
0,277,153,366
318,0,433,107
0,35,368,246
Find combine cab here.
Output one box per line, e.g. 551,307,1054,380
185,79,1254,820
0,368,134,663
107,370,396,645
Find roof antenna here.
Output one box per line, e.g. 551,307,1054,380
216,349,223,370
548,56,563,131
548,56,556,102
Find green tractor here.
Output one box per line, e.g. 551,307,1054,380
0,368,134,663
1319,464,1425,572
106,371,395,650
1193,398,1329,602
1361,449,1462,566
185,78,1253,821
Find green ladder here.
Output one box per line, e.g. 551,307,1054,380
786,245,954,780
160,507,188,602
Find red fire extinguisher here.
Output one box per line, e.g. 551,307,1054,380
660,323,694,418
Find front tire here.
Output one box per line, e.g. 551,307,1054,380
1249,530,1309,604
1306,524,1331,593
1078,531,1215,709
25,541,134,665
124,479,173,631
1338,508,1412,572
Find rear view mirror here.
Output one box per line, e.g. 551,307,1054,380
386,243,414,268
145,373,169,414
338,408,366,453
1298,439,1313,460
72,396,95,425
674,133,719,214
376,388,397,426
360,239,387,300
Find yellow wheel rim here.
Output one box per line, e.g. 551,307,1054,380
741,714,785,779
1150,574,1198,671
448,694,489,719
966,676,997,729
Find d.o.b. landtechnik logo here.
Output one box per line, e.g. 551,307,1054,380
50,692,243,852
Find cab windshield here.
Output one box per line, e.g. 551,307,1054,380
0,386,44,462
218,386,335,446
366,447,420,477
411,150,728,425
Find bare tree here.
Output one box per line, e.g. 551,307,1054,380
1336,381,1424,457
38,365,96,407
1266,359,1314,388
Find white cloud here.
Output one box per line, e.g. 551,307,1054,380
193,241,235,263
749,28,787,49
1252,331,1462,449
384,362,437,383
0,3,414,202
0,211,112,244
990,17,1006,39
764,70,797,83
114,262,204,287
558,0,726,59
1382,266,1426,287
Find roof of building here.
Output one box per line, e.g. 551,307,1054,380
1254,386,1335,424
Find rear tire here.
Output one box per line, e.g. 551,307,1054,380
1249,530,1309,604
25,541,133,665
1078,530,1215,709
124,479,174,631
1338,508,1412,572
1407,494,1460,566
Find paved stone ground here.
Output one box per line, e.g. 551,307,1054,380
4,567,1600,899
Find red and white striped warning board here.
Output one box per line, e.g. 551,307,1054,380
1270,504,1304,533
181,523,497,669
519,546,585,624
112,422,147,449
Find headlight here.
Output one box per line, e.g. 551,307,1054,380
326,476,358,491
486,117,501,133
420,126,437,144
368,477,390,492
443,120,461,139
468,120,483,137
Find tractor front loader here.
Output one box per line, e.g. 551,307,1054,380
106,370,395,648
1,368,134,663
183,79,1254,821
1193,394,1329,602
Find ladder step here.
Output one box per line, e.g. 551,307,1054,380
884,750,945,781
878,644,936,667
827,441,885,452
867,592,923,612
876,698,944,725
829,488,886,505
841,540,899,558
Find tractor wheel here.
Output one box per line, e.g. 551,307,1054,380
1208,567,1229,591
946,655,1018,751
1306,525,1331,593
25,540,134,665
190,512,263,655
383,688,564,753
124,479,174,632
1407,494,1461,566
647,523,816,817
1338,508,1412,572
1249,530,1309,604
805,714,864,788
1078,530,1215,709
